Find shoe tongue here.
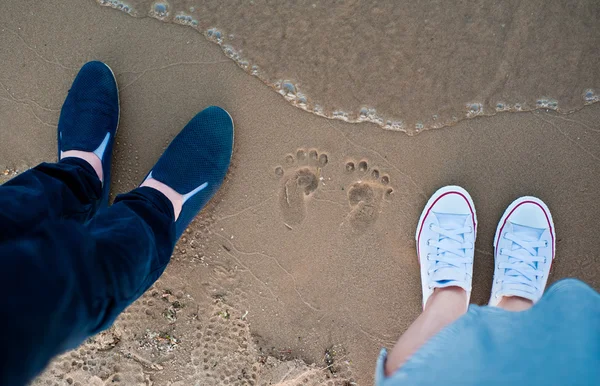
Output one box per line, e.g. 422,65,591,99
434,279,469,292
431,271,470,293
431,213,470,286
435,213,469,229
511,223,544,242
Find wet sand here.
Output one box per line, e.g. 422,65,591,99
1,1,599,385
98,0,600,133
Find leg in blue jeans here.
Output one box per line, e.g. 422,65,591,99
0,157,176,385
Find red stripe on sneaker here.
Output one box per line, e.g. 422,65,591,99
416,191,476,258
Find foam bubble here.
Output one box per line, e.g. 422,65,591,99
535,97,558,110
355,107,387,126
296,93,308,107
277,81,297,100
466,102,483,118
150,2,169,19
358,107,369,120
584,89,599,104
383,120,404,132
96,0,135,15
174,13,197,26
206,28,223,43
332,110,349,121
222,45,240,60
313,104,325,116
357,107,376,122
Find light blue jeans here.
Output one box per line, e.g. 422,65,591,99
376,279,600,386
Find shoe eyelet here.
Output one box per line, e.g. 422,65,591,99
429,224,434,230
427,239,433,246
544,241,548,247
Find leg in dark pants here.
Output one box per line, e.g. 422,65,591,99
0,60,233,385
0,158,176,385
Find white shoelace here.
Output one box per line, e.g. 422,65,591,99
497,232,548,297
427,224,473,287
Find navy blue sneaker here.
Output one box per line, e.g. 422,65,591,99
58,61,119,207
144,106,234,238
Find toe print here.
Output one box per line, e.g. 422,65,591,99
274,148,329,226
343,159,393,231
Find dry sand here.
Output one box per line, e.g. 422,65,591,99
0,0,599,385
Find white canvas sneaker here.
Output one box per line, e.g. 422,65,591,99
415,186,477,309
490,196,555,306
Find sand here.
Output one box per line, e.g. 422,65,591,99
98,0,600,134
0,0,599,385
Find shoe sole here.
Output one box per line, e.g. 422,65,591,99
97,62,119,205
491,196,556,305
222,108,235,156
105,62,121,135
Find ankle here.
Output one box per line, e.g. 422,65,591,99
61,150,103,182
140,177,183,220
425,286,468,315
497,296,533,312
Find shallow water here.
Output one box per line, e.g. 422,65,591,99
97,0,600,134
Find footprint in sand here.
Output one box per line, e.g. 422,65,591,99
343,159,394,231
274,148,329,226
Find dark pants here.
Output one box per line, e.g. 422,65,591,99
0,158,176,385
